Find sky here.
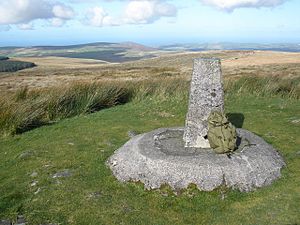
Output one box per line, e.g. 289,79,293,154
0,0,299,47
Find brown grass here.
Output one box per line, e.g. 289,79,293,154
1,75,299,137
1,50,300,93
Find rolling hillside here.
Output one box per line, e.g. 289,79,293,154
160,43,300,52
0,42,159,63
2,42,300,64
0,50,300,92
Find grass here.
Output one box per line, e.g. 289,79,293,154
0,78,189,137
225,76,300,99
0,76,299,224
0,43,156,62
52,50,147,62
2,51,299,94
0,92,299,225
0,76,299,137
0,60,36,72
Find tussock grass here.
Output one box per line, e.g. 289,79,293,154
45,82,131,120
0,82,129,136
0,76,299,137
131,78,189,101
0,97,46,136
0,78,188,136
225,76,300,99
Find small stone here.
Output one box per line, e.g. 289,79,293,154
122,205,132,213
161,192,168,197
34,187,41,195
31,180,38,187
43,164,51,168
0,220,12,225
265,132,275,137
87,192,102,199
68,142,75,146
52,169,72,178
291,119,300,124
128,130,138,138
54,180,62,185
30,172,38,178
220,193,226,200
19,151,34,160
158,111,175,118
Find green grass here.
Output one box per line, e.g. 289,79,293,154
0,79,188,137
1,76,299,138
0,89,299,224
52,50,151,62
225,76,300,99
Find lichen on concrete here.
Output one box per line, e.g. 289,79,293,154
184,58,224,148
107,128,285,192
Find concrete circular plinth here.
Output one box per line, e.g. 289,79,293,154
107,128,285,192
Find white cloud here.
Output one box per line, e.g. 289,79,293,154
124,0,177,24
0,0,290,30
51,18,66,27
52,4,75,19
200,0,288,11
124,1,155,23
155,2,177,17
85,1,176,27
0,0,75,28
0,0,52,25
85,6,118,27
18,23,34,30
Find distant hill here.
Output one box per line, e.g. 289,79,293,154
160,43,300,52
1,42,299,63
0,42,158,63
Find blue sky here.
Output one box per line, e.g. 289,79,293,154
0,0,299,46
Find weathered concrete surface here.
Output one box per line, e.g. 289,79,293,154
184,58,224,148
107,128,285,192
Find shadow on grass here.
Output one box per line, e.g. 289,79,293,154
226,113,245,128
15,120,55,134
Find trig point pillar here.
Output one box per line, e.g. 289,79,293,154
183,58,224,148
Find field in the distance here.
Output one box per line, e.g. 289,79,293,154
1,50,300,92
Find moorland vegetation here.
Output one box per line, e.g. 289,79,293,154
0,50,299,225
0,57,36,72
0,76,299,137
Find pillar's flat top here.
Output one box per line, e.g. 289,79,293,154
194,57,221,62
